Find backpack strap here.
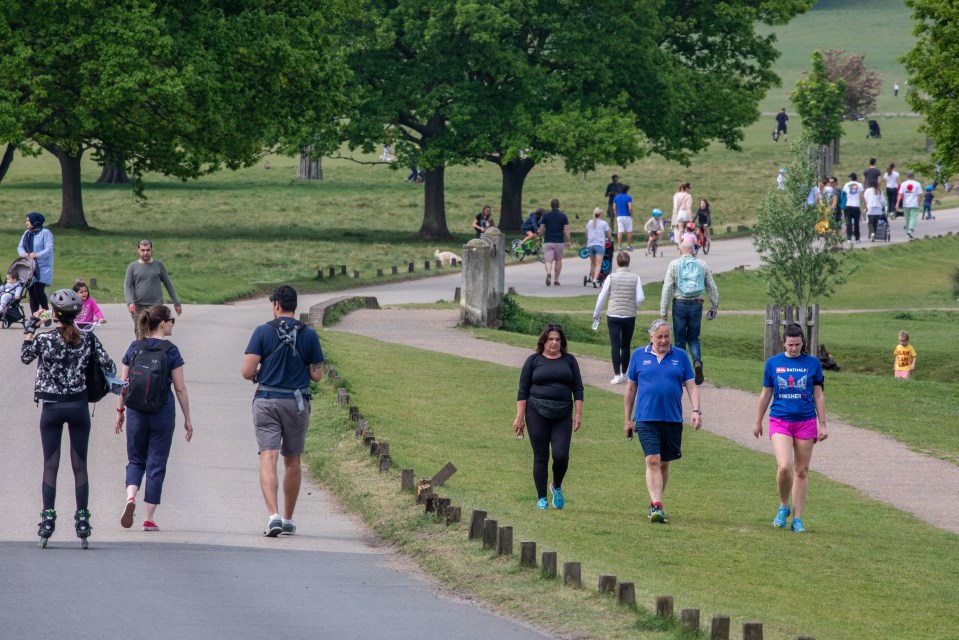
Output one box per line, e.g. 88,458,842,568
264,318,307,365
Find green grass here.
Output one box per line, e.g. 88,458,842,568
310,330,959,640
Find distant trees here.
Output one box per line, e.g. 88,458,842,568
792,50,846,174
0,1,352,228
901,0,959,177
821,49,882,119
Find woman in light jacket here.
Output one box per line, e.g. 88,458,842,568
17,212,54,316
593,252,645,384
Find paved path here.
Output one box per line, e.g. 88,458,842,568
0,304,549,640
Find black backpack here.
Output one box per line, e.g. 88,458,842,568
85,334,110,403
125,339,174,413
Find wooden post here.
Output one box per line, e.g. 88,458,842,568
349,405,359,421
415,480,432,504
497,526,513,556
378,454,390,472
681,609,700,632
541,552,557,578
377,442,390,456
355,419,368,437
90,277,97,287
376,268,383,277
598,574,616,594
468,510,486,539
436,497,451,518
743,622,763,640
353,270,360,279
328,266,335,278
710,615,730,640
617,582,636,607
453,287,461,302
434,259,441,269
363,433,375,446
430,462,457,486
401,469,415,491
424,493,437,513
563,562,581,588
369,441,379,456
655,596,674,618
446,506,461,524
391,265,398,275
337,388,347,405
482,519,498,549
408,262,414,273
520,541,537,567
424,260,430,270
340,265,347,275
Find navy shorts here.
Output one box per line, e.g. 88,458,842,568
636,421,683,462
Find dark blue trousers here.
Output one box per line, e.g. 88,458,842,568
125,399,176,505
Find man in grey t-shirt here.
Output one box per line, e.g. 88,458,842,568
123,239,182,332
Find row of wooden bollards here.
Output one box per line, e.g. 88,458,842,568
316,259,459,281
328,366,813,640
464,508,814,639
334,382,464,526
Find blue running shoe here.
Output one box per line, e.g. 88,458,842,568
790,517,807,533
650,506,668,524
536,497,548,510
773,505,790,528
549,482,565,509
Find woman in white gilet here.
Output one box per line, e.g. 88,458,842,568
671,182,693,244
592,252,645,384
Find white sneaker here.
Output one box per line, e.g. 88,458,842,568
611,375,621,384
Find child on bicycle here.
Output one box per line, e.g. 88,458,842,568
73,280,106,329
644,208,664,254
695,198,711,239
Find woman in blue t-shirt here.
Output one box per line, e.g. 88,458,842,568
754,323,828,533
115,305,194,532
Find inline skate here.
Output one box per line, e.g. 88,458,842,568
37,509,56,548
75,509,92,549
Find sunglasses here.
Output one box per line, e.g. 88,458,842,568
165,318,176,325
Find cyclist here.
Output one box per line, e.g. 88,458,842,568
695,198,711,240
520,209,546,249
644,209,664,255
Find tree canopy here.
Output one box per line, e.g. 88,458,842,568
0,0,352,228
821,49,882,119
340,0,815,236
901,0,959,177
791,50,846,147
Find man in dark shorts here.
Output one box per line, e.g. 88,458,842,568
775,108,788,142
623,319,702,524
241,286,324,537
538,198,570,287
604,175,622,226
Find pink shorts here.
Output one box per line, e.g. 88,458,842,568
543,242,565,261
768,416,818,442
894,370,912,379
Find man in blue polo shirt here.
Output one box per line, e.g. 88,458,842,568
623,319,701,524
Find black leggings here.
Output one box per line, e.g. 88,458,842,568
39,401,91,510
607,316,636,375
525,405,572,499
27,282,48,314
886,187,898,213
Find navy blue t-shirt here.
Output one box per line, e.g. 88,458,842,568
245,318,324,400
122,338,185,416
540,209,569,243
763,353,824,421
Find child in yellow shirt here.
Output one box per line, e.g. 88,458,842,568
893,331,917,379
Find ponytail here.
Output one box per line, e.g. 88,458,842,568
59,321,81,347
136,305,171,340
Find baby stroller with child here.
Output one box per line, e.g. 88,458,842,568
1,256,34,329
580,241,615,288
867,120,881,139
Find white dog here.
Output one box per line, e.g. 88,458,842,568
434,249,461,266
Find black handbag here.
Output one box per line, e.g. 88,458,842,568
85,334,110,403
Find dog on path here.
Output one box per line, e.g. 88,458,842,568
434,249,461,266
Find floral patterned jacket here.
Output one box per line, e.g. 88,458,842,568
21,330,115,402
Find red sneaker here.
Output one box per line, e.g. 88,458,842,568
143,521,159,531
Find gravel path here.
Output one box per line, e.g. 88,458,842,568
332,308,959,535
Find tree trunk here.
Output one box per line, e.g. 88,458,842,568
298,151,322,180
0,143,15,184
497,158,536,231
418,166,452,240
52,149,89,229
832,136,840,164
96,157,130,184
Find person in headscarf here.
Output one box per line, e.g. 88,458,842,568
17,212,54,317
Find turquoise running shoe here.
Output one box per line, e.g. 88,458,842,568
790,517,807,533
549,482,565,509
773,505,790,528
650,506,668,524
536,497,548,510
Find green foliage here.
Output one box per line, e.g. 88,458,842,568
752,132,850,307
952,266,959,298
902,0,959,178
791,50,846,146
822,48,883,117
499,293,597,345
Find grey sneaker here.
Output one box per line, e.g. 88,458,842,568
281,521,296,536
264,515,283,537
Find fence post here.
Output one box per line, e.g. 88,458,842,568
681,609,700,632
482,519,498,549
541,552,557,578
563,562,581,588
497,526,513,556
598,574,617,594
743,622,763,640
520,541,537,567
401,469,415,491
710,615,730,639
468,510,486,540
617,582,636,607
655,596,674,618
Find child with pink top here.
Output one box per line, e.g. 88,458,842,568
73,280,107,328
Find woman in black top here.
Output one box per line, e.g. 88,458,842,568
513,323,584,510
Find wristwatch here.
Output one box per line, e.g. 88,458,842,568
692,409,702,415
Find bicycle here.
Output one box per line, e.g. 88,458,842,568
510,236,544,263
696,225,711,255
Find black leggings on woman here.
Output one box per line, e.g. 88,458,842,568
525,406,572,499
27,282,48,314
607,316,636,375
39,401,91,510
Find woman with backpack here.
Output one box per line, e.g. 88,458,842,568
21,289,117,548
115,304,193,532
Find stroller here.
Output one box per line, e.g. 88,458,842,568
580,241,615,288
867,120,881,139
1,256,35,329
874,214,892,242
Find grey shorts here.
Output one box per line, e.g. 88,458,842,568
253,398,310,457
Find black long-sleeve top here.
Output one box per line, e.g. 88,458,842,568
517,353,584,402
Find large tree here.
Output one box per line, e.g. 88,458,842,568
821,49,882,119
0,0,352,228
901,0,959,177
341,0,814,237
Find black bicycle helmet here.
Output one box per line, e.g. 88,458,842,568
50,289,82,321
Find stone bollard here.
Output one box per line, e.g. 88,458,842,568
460,239,492,327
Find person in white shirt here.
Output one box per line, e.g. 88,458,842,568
863,183,886,241
896,171,923,238
842,173,865,242
593,252,645,384
776,168,786,190
883,163,900,215
584,208,612,286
